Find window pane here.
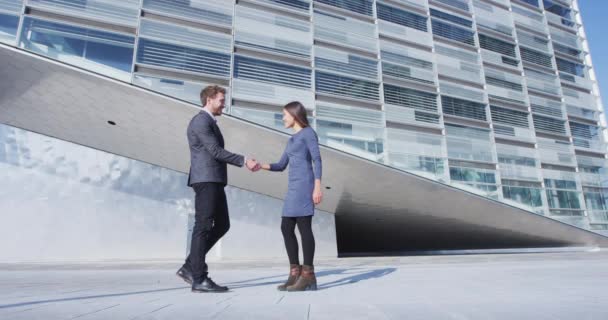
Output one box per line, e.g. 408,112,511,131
28,0,140,27
137,39,231,78
142,0,233,27
0,0,23,13
132,74,223,105
315,0,373,16
0,13,19,45
19,17,135,81
377,3,428,32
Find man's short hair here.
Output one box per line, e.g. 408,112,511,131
200,85,226,106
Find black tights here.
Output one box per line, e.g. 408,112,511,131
281,216,315,266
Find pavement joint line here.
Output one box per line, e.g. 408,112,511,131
130,303,172,320
215,293,239,305
1,304,47,316
69,303,120,319
210,303,231,319
60,289,93,295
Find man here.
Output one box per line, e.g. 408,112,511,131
177,85,259,292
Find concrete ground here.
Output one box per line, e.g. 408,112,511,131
1,250,607,319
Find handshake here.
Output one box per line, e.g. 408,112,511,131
246,157,262,172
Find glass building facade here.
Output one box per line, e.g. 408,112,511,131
1,0,607,234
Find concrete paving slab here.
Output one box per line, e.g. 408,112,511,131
1,251,607,319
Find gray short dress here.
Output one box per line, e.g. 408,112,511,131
270,127,323,217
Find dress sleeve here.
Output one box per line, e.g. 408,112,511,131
304,129,322,180
269,148,289,172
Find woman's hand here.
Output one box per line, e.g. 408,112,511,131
313,185,323,205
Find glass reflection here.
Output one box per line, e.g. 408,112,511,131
0,13,19,45
19,17,134,81
316,119,384,161
133,74,217,105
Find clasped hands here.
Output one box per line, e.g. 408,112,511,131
246,157,262,172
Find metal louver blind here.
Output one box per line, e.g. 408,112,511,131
234,56,311,89
531,104,563,118
445,124,491,140
139,19,232,53
384,84,438,112
569,122,600,140
0,0,23,13
550,28,580,49
377,2,428,32
382,62,434,84
415,111,441,124
479,34,516,57
431,20,476,46
435,0,470,12
518,0,540,7
435,44,478,63
235,5,311,58
516,29,550,52
485,76,523,91
315,47,378,80
520,47,553,69
556,58,585,77
316,72,379,101
315,0,373,16
532,114,567,135
262,0,310,11
316,104,384,126
552,43,582,59
440,82,485,102
430,9,472,28
381,50,433,69
142,0,233,27
314,10,377,52
28,0,141,26
137,39,231,77
441,96,487,121
491,105,529,128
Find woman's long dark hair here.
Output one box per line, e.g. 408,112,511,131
283,101,310,128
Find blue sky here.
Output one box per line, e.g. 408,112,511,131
578,1,608,110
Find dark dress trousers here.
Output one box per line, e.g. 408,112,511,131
185,111,244,282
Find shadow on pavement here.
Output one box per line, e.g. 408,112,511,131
0,267,397,309
0,286,186,309
228,267,397,290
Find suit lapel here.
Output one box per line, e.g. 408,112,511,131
214,121,224,147
200,111,224,147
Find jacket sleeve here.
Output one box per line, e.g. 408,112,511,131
269,149,289,172
192,117,244,167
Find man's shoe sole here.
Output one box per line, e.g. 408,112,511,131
191,288,229,293
176,272,193,285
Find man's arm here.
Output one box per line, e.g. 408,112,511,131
194,118,244,167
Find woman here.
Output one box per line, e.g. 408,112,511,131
258,101,323,292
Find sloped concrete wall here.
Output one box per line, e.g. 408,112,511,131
0,124,337,262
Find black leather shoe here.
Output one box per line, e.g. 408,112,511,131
176,267,193,284
191,277,229,293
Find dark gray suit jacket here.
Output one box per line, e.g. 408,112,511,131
187,111,245,186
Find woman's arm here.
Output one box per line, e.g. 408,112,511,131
263,150,289,172
304,130,323,204
304,130,323,180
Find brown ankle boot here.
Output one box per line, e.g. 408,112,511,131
277,264,301,291
286,265,317,291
